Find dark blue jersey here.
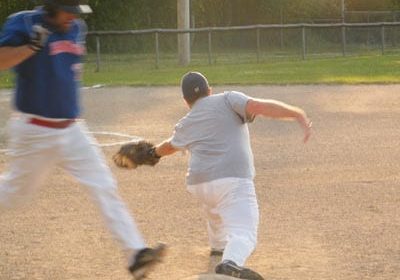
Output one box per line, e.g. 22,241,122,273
0,9,87,118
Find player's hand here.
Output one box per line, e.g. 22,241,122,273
303,120,312,143
297,115,312,143
29,25,51,52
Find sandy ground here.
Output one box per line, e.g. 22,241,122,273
0,85,399,280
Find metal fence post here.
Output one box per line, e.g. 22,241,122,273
341,25,347,56
381,25,385,55
280,7,284,49
95,36,101,72
208,30,212,65
256,28,261,63
155,32,160,69
302,26,306,60
392,12,397,47
367,12,370,50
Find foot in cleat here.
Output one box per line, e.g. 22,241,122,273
215,260,264,280
129,243,167,279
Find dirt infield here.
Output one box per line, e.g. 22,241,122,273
0,85,399,280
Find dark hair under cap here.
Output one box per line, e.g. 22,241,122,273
44,0,92,15
181,72,209,105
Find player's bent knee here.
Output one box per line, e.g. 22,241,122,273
89,181,121,203
0,186,33,209
0,175,37,208
83,172,117,192
227,230,258,248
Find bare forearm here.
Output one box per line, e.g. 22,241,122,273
154,139,179,157
0,46,35,71
247,99,306,120
247,98,312,142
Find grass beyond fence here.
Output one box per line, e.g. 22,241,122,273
84,53,400,86
1,53,400,89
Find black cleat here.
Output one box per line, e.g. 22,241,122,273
215,260,264,280
129,243,167,279
210,248,224,257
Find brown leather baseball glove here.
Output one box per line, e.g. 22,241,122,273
113,141,160,169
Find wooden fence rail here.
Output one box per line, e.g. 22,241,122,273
88,22,400,71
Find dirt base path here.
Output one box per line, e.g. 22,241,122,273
0,85,399,280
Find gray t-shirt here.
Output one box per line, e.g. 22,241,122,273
171,91,255,185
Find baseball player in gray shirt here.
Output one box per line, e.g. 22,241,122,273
153,72,312,280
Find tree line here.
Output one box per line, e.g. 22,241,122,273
1,0,400,31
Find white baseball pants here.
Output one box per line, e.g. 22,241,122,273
0,114,146,252
187,177,259,266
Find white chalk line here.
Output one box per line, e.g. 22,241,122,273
0,131,143,154
90,131,143,147
82,84,106,90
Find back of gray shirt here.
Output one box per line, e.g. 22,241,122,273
170,91,255,185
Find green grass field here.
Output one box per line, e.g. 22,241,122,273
1,53,400,88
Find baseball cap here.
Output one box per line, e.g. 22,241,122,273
181,72,209,103
49,0,92,14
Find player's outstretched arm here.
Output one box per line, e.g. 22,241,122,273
0,46,35,70
154,139,179,157
246,98,312,143
0,24,50,70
